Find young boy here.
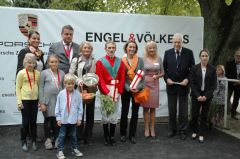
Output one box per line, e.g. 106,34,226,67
55,73,83,159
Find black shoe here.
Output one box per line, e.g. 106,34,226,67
179,133,187,140
167,131,176,138
84,139,92,146
231,116,239,120
120,136,126,142
110,137,116,146
129,137,136,144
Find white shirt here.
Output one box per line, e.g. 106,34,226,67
201,67,206,91
62,41,73,62
175,48,182,59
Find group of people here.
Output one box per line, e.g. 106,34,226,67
15,24,240,159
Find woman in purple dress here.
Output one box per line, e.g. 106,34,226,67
142,41,164,137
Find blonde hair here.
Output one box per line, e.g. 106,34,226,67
47,54,59,63
23,53,36,68
79,41,93,53
64,73,76,84
216,65,225,75
143,41,159,59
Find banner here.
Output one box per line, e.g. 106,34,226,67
0,7,203,125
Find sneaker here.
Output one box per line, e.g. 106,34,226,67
72,148,83,157
198,136,204,143
57,151,66,159
22,142,28,152
191,133,197,140
32,142,37,151
44,138,53,150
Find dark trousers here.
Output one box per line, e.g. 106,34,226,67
167,94,188,133
120,91,140,138
77,97,95,141
228,86,240,117
21,100,38,142
44,117,59,142
103,123,116,139
191,97,211,136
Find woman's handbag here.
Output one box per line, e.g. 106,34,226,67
133,87,150,104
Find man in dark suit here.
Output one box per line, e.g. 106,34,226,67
48,25,80,73
163,33,195,140
225,48,240,120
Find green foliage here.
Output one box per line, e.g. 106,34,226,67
48,0,104,11
99,94,115,117
47,0,200,16
0,0,11,6
11,0,51,8
225,0,233,6
136,0,200,16
2,0,201,16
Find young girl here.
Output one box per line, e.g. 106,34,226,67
55,73,83,159
16,53,41,151
212,65,226,127
39,54,65,149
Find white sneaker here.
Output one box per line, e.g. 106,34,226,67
72,148,83,157
44,138,53,150
191,133,197,139
57,151,66,159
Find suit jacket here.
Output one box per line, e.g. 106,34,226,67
49,41,79,73
163,47,195,95
225,59,239,90
190,63,217,100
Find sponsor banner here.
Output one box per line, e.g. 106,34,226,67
0,7,203,125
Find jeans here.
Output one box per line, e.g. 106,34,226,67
58,124,78,151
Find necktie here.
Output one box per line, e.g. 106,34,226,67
66,44,70,52
176,51,180,68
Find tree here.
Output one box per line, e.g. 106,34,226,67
48,0,104,11
198,0,240,64
0,0,11,6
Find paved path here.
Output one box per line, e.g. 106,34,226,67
0,123,240,159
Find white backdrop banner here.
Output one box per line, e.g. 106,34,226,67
0,7,203,125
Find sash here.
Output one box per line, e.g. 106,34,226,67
122,54,138,81
100,57,121,79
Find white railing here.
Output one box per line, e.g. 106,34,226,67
218,78,240,128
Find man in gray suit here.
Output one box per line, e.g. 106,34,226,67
48,25,80,73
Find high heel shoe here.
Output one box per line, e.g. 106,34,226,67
150,128,156,138
144,129,150,138
198,136,204,143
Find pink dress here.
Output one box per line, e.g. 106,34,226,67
142,57,163,108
